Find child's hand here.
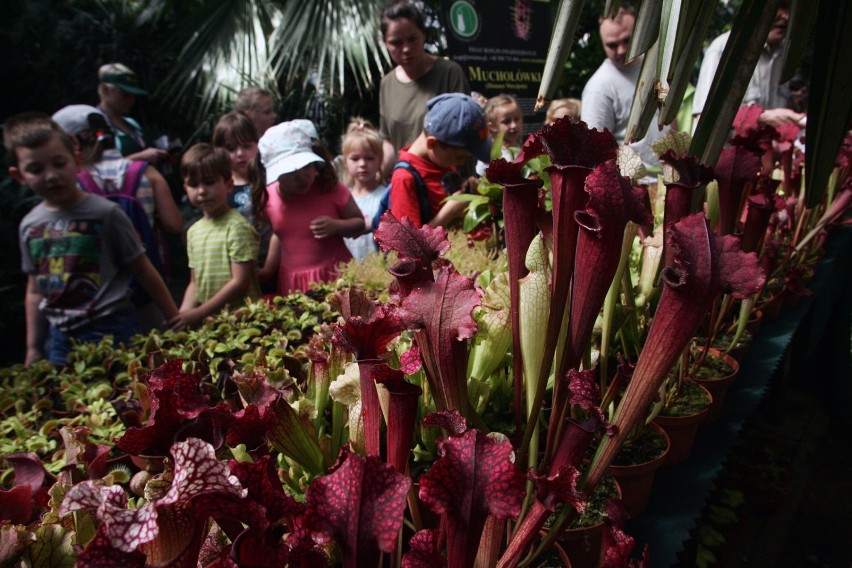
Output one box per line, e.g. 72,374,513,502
166,308,203,331
309,216,337,238
25,347,43,368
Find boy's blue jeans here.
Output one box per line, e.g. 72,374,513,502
48,308,139,365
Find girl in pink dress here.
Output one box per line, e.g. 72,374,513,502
252,120,368,295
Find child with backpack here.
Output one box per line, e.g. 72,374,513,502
51,105,183,332
167,144,261,330
385,93,490,228
7,113,178,366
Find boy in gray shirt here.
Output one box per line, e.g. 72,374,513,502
6,113,177,366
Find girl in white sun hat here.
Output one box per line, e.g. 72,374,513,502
250,120,368,295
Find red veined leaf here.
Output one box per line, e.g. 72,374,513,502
562,160,652,378
373,364,422,474
0,452,54,525
567,369,615,437
115,361,211,456
0,524,36,565
399,265,481,416
530,465,584,513
731,104,765,138
0,486,33,526
266,397,327,475
402,529,445,568
329,287,377,321
229,456,304,525
58,427,111,481
741,177,780,253
423,410,468,437
486,157,544,433
714,145,762,236
600,500,649,568
76,525,145,568
61,482,158,553
332,303,405,361
304,450,410,568
419,429,525,568
374,214,451,266
399,344,423,375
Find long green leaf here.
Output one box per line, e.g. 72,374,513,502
534,0,587,110
604,0,622,19
804,1,852,208
625,38,660,143
627,0,662,62
690,0,783,171
780,0,817,83
270,0,387,95
659,0,718,126
655,0,682,103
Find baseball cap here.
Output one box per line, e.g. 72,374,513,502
424,93,491,163
258,120,324,182
99,64,148,95
52,105,110,136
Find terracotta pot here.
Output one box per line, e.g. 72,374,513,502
760,289,787,321
654,383,712,467
607,423,670,519
695,349,740,424
747,308,763,333
553,478,622,568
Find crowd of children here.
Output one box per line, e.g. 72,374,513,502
6,43,576,367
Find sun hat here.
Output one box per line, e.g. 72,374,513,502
258,120,324,182
52,105,110,136
424,93,491,163
98,63,148,95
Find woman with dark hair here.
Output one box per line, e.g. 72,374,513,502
378,1,470,176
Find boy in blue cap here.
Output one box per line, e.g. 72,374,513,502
388,93,490,227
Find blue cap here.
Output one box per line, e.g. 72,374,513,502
424,93,491,163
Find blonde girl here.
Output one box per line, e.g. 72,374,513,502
340,118,386,260
545,97,582,124
484,94,524,150
477,94,524,175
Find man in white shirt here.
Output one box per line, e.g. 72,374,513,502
693,4,804,128
581,6,666,171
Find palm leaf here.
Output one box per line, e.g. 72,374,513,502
779,0,815,83
658,0,717,126
155,0,388,121
268,0,388,96
624,37,660,144
655,0,682,103
534,0,587,110
627,0,662,62
158,0,278,120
